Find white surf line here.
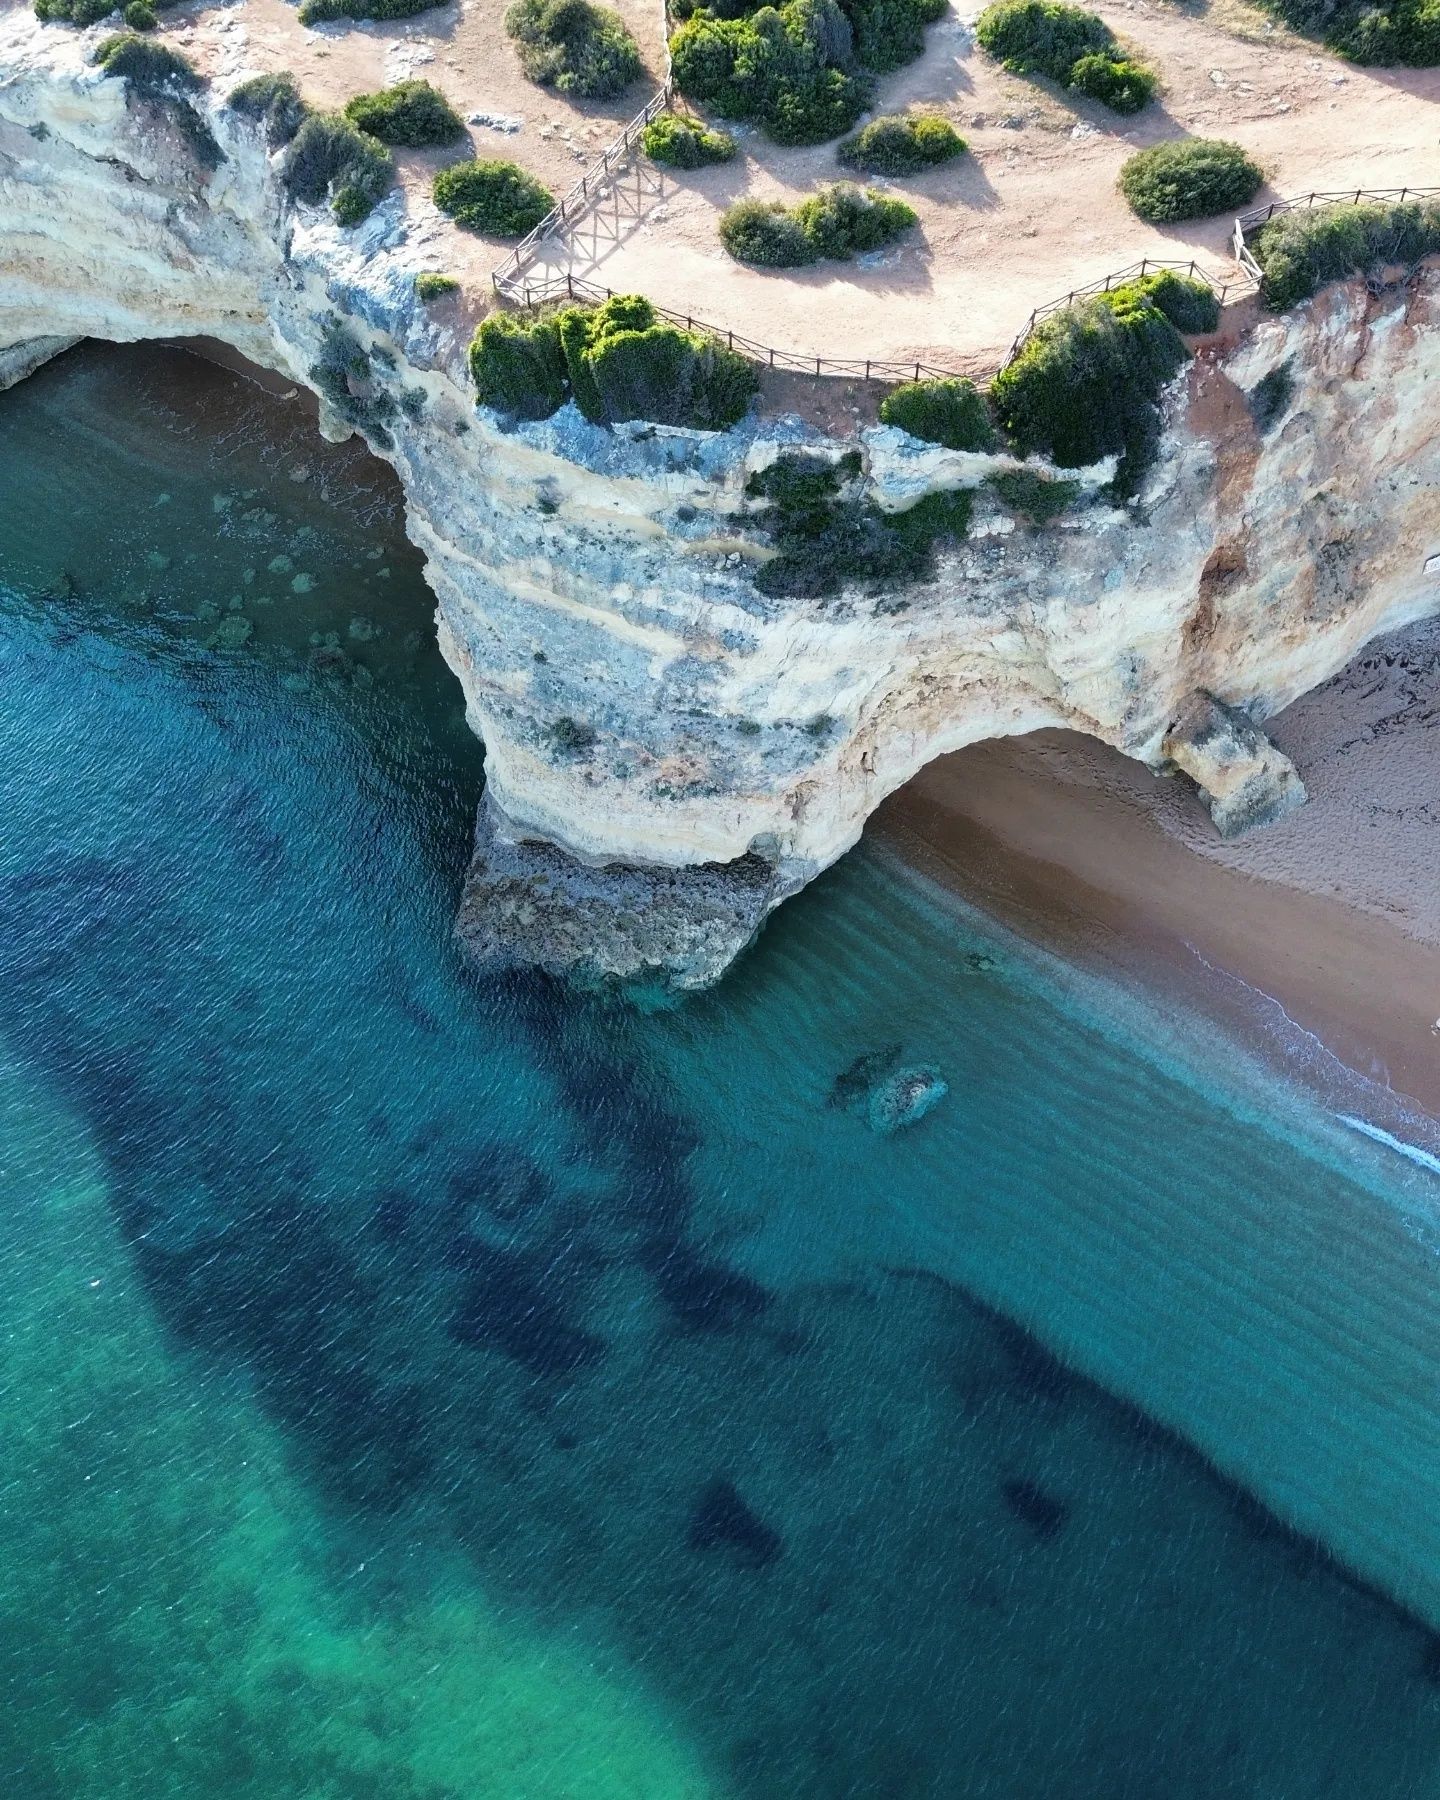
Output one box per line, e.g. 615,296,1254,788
1338,1115,1440,1177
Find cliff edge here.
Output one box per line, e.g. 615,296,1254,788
3,13,1438,985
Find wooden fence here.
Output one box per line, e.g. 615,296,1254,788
491,84,675,300
490,178,1440,391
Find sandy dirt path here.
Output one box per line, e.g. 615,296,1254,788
119,0,1439,372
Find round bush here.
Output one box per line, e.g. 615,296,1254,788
976,0,1155,111
505,0,643,99
975,0,1113,78
1067,52,1156,112
123,1,158,29
836,112,966,175
1118,136,1264,222
669,0,871,146
342,80,465,147
641,112,736,168
879,377,995,451
432,159,555,237
719,198,817,266
793,183,916,256
415,271,460,301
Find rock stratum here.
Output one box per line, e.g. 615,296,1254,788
3,15,1438,986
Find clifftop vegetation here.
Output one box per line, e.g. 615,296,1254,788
469,294,758,429
669,0,947,145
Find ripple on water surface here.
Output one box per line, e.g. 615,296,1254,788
1,344,1440,1800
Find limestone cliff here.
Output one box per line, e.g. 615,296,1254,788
3,13,1438,985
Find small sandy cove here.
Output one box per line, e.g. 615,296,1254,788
876,614,1440,1123
141,0,1440,371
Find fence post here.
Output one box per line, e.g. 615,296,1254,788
566,274,574,299
769,348,774,367
914,362,920,380
864,360,870,380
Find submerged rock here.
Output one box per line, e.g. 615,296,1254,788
830,1046,948,1133
866,1065,948,1135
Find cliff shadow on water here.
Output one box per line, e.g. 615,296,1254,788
4,341,1440,1800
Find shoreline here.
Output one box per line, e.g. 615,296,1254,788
873,618,1440,1137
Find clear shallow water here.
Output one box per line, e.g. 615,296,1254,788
3,343,1440,1797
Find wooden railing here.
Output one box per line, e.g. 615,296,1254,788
491,83,674,299
1232,185,1440,279
1004,257,1251,362
489,182,1440,389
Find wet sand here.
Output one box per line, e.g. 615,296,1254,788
876,613,1440,1126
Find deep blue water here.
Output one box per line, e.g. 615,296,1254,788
3,343,1440,1798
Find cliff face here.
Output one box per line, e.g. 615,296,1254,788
3,15,1438,985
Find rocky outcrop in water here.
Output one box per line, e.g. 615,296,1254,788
3,13,1438,985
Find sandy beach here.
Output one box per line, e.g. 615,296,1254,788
876,613,1440,1123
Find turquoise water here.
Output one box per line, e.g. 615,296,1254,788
4,343,1440,1797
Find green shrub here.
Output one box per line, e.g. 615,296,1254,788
95,32,199,91
432,159,554,236
93,33,223,166
720,183,916,265
975,0,1110,75
989,272,1216,488
469,295,758,430
1252,0,1438,65
1250,200,1440,310
36,0,170,23
228,72,310,147
342,80,465,147
469,313,570,419
1120,268,1220,333
298,0,444,24
718,199,816,266
1248,360,1294,432
282,112,394,225
641,111,737,167
308,319,400,447
745,450,967,597
848,0,948,69
794,183,916,253
1119,137,1263,222
1066,51,1155,110
670,0,869,145
987,469,1081,521
505,0,644,98
975,0,1155,112
879,377,995,451
123,1,158,29
670,0,945,141
837,112,965,175
416,271,461,301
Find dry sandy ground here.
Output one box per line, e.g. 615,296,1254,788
81,0,1440,371
876,612,1440,1119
